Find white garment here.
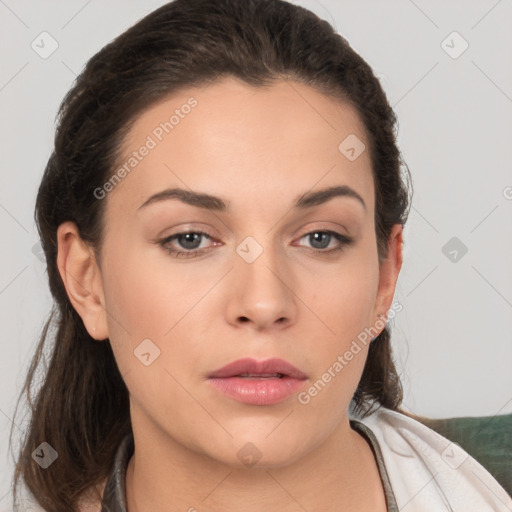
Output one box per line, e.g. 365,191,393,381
354,407,512,512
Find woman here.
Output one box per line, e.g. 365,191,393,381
11,0,511,511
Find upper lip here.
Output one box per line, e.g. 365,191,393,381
208,357,308,379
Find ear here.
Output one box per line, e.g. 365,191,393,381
56,221,109,341
373,224,403,325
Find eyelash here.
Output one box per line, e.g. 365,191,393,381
158,229,353,259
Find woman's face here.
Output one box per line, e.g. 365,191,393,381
64,76,402,467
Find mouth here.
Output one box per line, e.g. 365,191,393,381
208,357,308,380
207,358,308,405
236,373,285,378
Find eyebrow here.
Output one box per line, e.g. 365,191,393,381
138,185,366,212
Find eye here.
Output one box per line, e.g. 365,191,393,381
158,229,353,259
296,230,353,254
158,231,216,259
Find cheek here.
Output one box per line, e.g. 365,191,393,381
299,265,380,415
102,243,197,336
99,244,167,374
310,245,380,349
299,244,380,410
100,242,217,386
100,250,203,417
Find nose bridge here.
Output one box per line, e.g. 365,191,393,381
235,231,286,291
230,230,296,326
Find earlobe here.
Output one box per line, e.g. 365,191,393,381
373,224,403,324
56,221,109,341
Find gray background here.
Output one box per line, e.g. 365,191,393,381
1,0,511,508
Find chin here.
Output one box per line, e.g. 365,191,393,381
205,431,311,470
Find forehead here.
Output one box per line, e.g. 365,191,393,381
107,76,374,214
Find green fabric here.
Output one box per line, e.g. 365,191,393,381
420,413,512,497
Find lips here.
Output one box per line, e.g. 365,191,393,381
207,358,308,405
208,357,308,380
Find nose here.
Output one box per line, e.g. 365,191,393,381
226,237,298,331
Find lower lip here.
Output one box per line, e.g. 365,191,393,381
208,376,307,405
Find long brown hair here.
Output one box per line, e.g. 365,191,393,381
10,0,412,510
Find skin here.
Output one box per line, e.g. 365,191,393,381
57,76,403,512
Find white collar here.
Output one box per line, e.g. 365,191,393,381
353,407,512,511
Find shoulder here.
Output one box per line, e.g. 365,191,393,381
354,407,512,511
